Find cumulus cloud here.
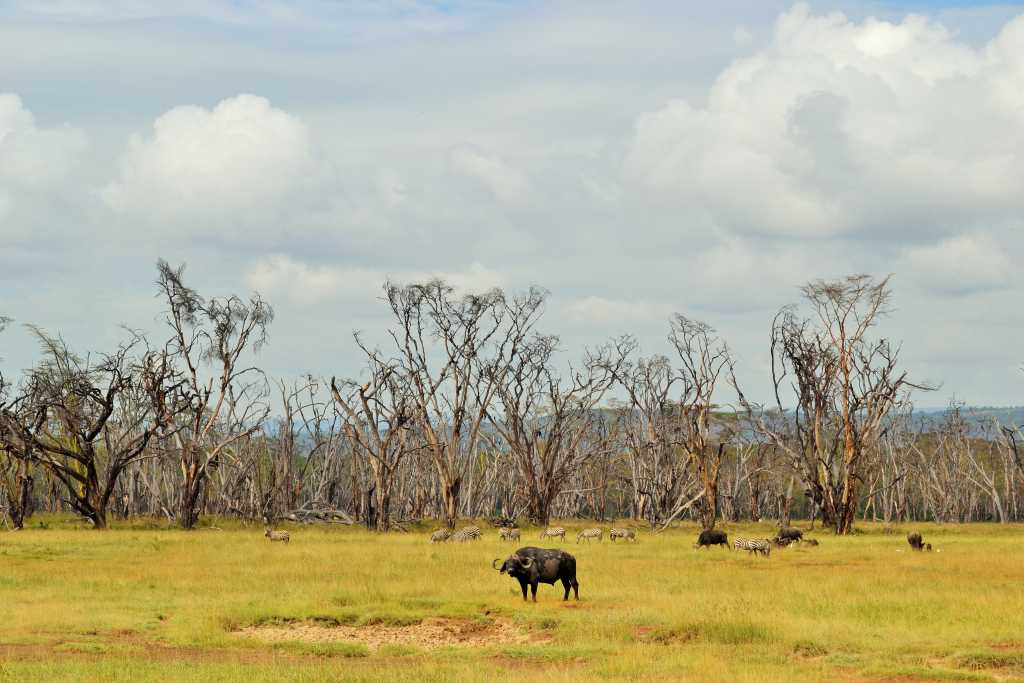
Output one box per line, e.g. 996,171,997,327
0,93,87,239
102,94,315,237
0,94,84,186
625,3,1024,239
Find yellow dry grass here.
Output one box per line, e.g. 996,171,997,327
0,517,1022,682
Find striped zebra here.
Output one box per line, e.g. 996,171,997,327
539,526,566,542
451,525,481,542
429,528,451,543
609,528,636,542
576,528,603,543
499,528,521,542
733,537,771,557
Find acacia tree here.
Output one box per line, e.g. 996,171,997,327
0,315,35,529
484,334,627,526
746,275,919,534
331,337,417,531
155,260,273,529
0,329,177,529
609,348,689,526
384,279,520,527
669,315,737,530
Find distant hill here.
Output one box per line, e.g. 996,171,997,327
917,405,1024,426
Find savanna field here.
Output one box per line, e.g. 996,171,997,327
1,520,1023,682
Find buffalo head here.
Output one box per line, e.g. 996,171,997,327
493,554,534,575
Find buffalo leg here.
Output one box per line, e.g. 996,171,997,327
571,578,579,600
530,582,538,602
518,579,528,601
562,578,570,600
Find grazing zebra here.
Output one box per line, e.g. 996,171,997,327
430,528,451,543
451,525,481,542
499,527,521,542
265,528,290,544
539,526,566,542
609,528,636,542
733,537,771,557
576,528,603,543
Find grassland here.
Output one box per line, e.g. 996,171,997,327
1,518,1023,682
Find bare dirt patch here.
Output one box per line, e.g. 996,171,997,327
235,617,548,651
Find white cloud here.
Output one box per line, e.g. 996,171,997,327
564,296,674,327
902,233,1013,294
4,3,1024,405
0,93,87,237
625,4,1024,238
102,94,315,237
0,93,86,189
448,145,532,205
245,255,505,309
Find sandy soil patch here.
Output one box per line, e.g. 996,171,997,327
235,617,547,650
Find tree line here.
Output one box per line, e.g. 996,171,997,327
1,266,1021,534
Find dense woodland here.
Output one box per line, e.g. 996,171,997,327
1,265,1022,534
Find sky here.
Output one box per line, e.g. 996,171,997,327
2,0,1024,409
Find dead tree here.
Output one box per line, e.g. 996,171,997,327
483,334,627,527
744,275,922,534
331,337,417,531
670,315,737,530
721,421,777,523
155,260,273,529
608,347,690,527
384,280,536,527
0,329,177,529
0,315,35,529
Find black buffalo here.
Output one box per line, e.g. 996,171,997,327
907,532,928,551
776,526,804,544
493,547,579,602
694,528,730,550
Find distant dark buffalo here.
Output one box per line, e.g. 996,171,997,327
493,547,579,602
694,528,730,550
908,532,932,551
803,539,819,547
776,527,804,544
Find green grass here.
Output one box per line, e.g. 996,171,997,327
1,518,1023,681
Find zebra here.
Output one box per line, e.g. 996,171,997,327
539,526,566,542
265,528,290,544
430,528,451,543
733,537,771,557
609,528,636,542
576,528,603,543
451,525,481,542
499,527,521,542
